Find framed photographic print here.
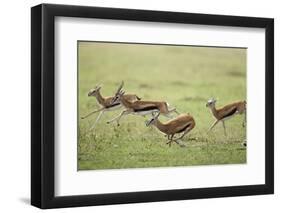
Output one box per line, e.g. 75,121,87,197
31,3,274,209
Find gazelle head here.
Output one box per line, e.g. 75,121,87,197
206,98,217,108
111,81,125,104
88,85,101,97
145,112,160,126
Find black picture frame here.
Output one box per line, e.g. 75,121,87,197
31,3,274,209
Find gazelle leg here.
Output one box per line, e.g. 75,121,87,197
89,110,104,130
167,134,173,140
166,134,174,147
222,121,227,136
167,130,189,147
169,138,185,147
107,110,125,124
208,120,219,132
176,128,191,141
168,107,179,115
173,140,180,146
170,128,191,147
174,109,180,115
172,137,186,147
116,111,130,126
107,110,128,126
243,110,246,127
81,107,104,119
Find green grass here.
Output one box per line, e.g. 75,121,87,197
78,42,247,170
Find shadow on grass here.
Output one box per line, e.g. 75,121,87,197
19,197,30,205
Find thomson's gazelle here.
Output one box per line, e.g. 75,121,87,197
146,112,195,147
81,85,140,129
206,98,246,136
107,82,179,126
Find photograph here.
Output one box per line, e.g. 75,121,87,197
30,3,274,209
78,41,247,170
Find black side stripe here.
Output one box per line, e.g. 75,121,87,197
176,123,191,133
105,102,121,108
134,106,158,112
222,107,237,119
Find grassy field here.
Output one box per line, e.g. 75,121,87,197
78,41,247,170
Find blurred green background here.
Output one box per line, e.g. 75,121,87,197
78,41,246,170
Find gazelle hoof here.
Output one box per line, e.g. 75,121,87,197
166,141,172,147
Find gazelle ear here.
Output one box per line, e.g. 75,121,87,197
209,97,216,103
95,85,101,90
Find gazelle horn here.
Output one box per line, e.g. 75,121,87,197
115,81,124,95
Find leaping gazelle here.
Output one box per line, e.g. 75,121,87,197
81,85,140,129
206,98,246,136
146,112,196,147
107,82,179,126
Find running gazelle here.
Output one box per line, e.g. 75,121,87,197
146,112,195,147
206,98,246,136
107,82,179,126
81,85,140,129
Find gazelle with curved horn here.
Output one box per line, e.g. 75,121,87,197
81,84,141,129
206,98,246,136
146,112,196,147
106,82,179,126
